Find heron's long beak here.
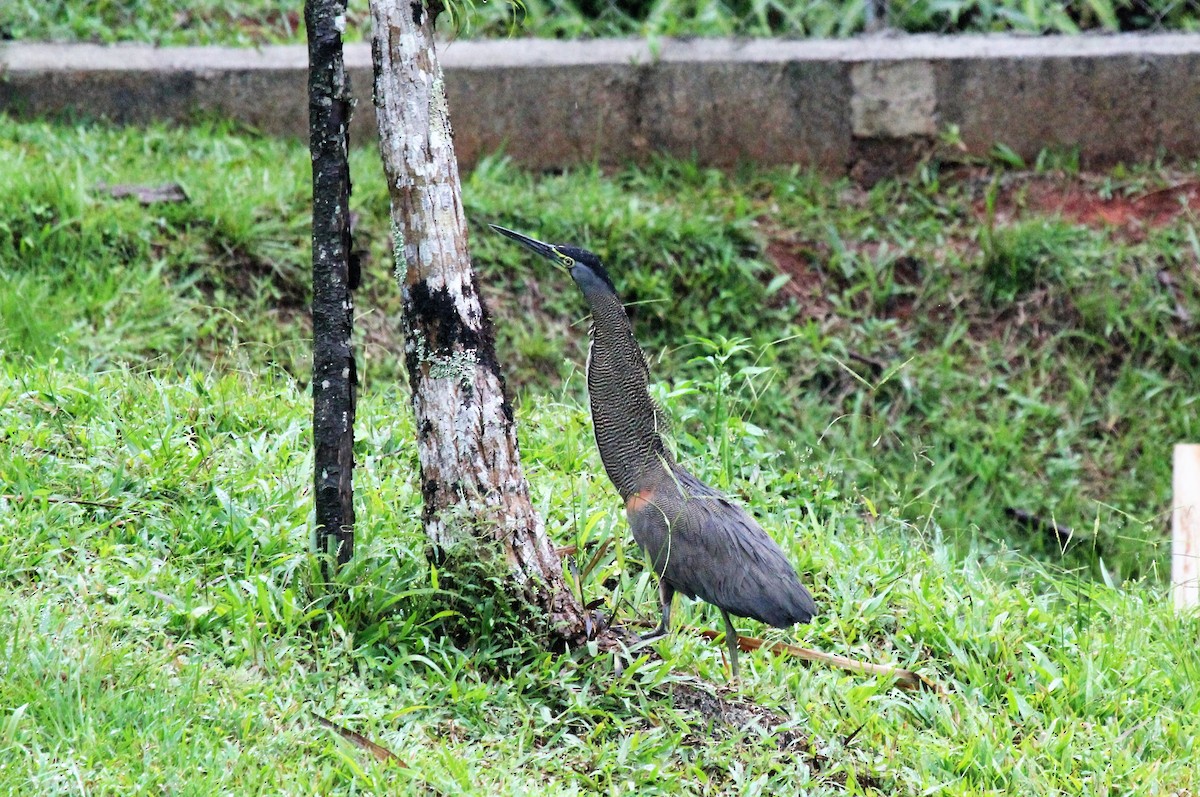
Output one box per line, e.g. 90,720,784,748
489,224,566,268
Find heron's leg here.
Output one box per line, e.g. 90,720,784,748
640,580,675,641
721,610,740,680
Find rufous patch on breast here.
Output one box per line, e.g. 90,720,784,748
625,489,655,514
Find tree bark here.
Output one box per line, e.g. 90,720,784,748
307,0,356,575
368,0,593,645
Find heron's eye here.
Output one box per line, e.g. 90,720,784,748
561,257,575,267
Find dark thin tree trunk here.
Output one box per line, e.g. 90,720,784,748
307,0,357,576
368,0,596,646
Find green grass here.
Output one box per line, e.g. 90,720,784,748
2,118,1199,791
2,356,1199,794
3,0,1199,44
2,117,1197,578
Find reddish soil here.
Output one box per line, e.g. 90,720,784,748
763,172,1199,323
976,174,1200,241
763,238,836,321
763,235,923,322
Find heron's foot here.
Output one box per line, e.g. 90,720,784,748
638,625,668,642
618,624,668,670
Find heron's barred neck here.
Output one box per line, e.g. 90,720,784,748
582,286,672,498
576,279,625,313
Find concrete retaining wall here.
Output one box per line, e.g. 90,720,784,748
3,35,1199,175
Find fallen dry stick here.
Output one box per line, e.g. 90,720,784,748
694,629,941,693
312,712,408,766
99,181,189,205
3,493,123,510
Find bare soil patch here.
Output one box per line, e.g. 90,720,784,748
973,172,1200,240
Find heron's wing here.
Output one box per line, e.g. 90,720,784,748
628,466,816,627
684,492,816,627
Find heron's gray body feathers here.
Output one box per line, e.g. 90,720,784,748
627,465,817,627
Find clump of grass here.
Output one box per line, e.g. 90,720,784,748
2,118,1197,582
981,218,1091,302
2,357,1199,793
5,0,1200,44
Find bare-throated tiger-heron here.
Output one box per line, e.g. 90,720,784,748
491,224,817,677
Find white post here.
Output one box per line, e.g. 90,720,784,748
1172,444,1200,612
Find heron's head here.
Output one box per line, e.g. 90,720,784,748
489,224,616,296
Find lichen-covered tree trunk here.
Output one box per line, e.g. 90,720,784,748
307,0,356,574
368,0,592,645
